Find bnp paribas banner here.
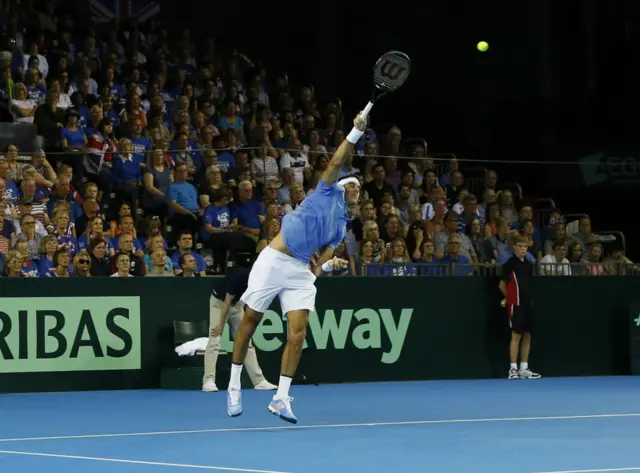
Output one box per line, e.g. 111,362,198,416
220,308,414,365
0,297,141,373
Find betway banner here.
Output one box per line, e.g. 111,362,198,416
220,308,414,365
0,297,141,373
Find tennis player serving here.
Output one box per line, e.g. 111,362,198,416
226,112,365,424
226,50,411,424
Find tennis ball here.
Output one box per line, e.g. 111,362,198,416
477,41,489,52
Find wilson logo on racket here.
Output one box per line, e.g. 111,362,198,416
379,60,407,81
359,50,411,119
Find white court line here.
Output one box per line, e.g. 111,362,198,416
0,450,292,473
0,413,639,443
0,453,637,473
534,469,640,473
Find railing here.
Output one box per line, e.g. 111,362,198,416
359,262,638,277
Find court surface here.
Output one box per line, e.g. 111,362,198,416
1,376,640,473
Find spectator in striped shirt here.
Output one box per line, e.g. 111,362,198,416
84,117,117,198
12,214,41,260
52,210,78,256
20,180,48,225
251,143,279,187
13,200,47,237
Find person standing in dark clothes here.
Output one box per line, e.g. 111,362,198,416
499,233,542,380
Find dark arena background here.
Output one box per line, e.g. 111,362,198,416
164,0,640,257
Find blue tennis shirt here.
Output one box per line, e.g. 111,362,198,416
281,180,349,264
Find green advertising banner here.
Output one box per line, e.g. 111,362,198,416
0,276,637,394
220,308,414,365
0,297,141,373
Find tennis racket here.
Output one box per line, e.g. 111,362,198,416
360,50,411,120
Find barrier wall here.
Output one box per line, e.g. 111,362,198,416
0,277,636,393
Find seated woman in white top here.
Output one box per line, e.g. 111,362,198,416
539,242,571,276
10,83,37,123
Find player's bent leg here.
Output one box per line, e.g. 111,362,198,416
226,248,280,418
267,309,310,424
227,305,275,390
227,307,263,418
281,310,309,379
232,307,264,366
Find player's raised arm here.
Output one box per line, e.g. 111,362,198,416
321,113,367,185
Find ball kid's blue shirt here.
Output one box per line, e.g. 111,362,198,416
281,179,348,264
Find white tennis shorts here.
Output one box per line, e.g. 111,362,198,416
241,246,317,314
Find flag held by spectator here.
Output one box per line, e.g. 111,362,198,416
89,0,160,23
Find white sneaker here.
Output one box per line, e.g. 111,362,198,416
254,380,277,390
268,395,297,423
508,368,519,379
518,368,542,379
202,380,218,392
227,388,243,417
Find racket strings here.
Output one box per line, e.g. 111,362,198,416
373,53,411,91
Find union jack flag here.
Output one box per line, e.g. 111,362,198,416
89,0,160,24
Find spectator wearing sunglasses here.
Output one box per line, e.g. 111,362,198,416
73,251,92,277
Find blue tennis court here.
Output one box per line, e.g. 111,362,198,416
1,376,639,473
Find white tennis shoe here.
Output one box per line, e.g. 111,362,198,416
518,368,542,379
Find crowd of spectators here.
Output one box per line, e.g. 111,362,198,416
0,0,631,278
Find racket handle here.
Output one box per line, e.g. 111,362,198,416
361,101,374,119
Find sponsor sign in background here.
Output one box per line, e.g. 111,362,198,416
0,276,635,393
0,297,141,374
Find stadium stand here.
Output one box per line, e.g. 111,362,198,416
0,0,630,278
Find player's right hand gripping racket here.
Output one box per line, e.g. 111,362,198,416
361,50,411,120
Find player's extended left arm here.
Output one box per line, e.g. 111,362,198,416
313,246,335,276
321,112,367,185
314,247,348,276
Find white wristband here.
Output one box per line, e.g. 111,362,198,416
346,127,364,144
322,262,333,272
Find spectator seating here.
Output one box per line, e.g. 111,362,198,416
0,1,629,279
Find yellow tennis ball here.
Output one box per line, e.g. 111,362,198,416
477,41,489,52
